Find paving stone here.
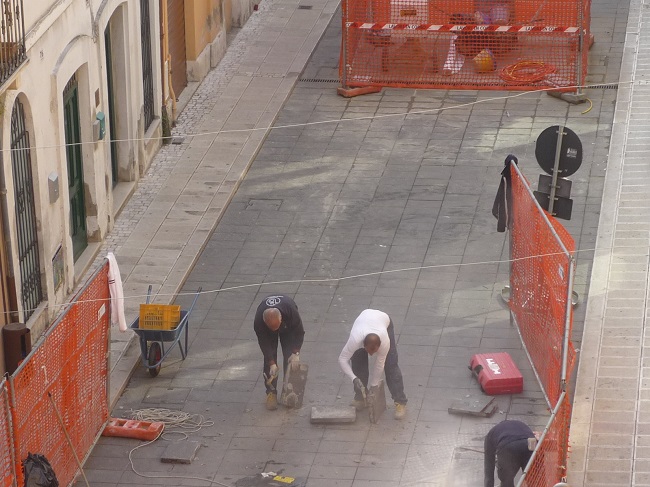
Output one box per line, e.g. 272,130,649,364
310,406,357,424
368,381,386,424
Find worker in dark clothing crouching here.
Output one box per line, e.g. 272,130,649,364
254,295,305,410
484,420,537,487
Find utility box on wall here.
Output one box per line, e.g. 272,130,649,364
3,323,31,375
94,111,106,141
48,172,59,203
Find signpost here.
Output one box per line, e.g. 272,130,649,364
533,125,582,221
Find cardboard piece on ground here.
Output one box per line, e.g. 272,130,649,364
161,440,201,464
448,396,497,417
310,406,357,424
368,380,386,423
280,362,308,408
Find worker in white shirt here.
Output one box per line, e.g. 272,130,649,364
338,309,408,420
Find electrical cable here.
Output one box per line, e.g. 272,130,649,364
126,408,234,487
5,243,645,316
0,79,635,155
500,61,556,84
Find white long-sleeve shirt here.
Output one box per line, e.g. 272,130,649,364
338,309,391,387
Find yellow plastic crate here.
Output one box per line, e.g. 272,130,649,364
139,304,181,330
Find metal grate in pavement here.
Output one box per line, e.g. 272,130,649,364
298,78,339,82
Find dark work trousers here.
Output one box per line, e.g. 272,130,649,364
350,322,407,404
262,332,293,394
496,439,532,487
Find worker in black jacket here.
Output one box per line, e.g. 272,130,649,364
254,295,305,410
484,419,536,487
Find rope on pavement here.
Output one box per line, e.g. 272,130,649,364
127,408,233,487
131,407,214,440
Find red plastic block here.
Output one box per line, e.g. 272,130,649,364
102,417,164,441
470,352,523,395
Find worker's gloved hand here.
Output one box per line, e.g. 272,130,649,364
264,364,279,386
288,353,300,363
269,364,279,379
353,377,366,397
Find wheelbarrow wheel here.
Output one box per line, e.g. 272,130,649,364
148,342,162,377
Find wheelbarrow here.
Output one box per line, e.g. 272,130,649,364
130,286,201,377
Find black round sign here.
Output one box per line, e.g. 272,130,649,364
535,125,583,177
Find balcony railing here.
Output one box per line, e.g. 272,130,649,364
0,0,25,87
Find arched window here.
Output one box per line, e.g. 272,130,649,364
11,99,43,320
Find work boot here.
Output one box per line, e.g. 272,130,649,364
394,403,406,420
351,398,367,411
266,392,278,411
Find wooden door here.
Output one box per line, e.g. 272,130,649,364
63,76,88,261
167,0,187,96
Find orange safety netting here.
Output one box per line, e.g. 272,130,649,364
8,262,110,487
509,163,575,407
523,393,573,486
0,381,15,487
340,0,589,90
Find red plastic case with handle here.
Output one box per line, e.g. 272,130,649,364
469,352,523,395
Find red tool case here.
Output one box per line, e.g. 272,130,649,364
469,352,523,395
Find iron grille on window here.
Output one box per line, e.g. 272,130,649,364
0,0,26,87
140,0,155,129
11,99,43,320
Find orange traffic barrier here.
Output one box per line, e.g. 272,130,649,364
339,0,590,92
102,418,164,441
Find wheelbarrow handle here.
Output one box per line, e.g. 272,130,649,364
146,284,153,304
187,287,202,315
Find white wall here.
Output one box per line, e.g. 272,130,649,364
4,0,162,334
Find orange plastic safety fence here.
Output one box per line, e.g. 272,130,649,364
9,262,110,487
0,381,15,487
509,164,575,408
340,0,589,91
522,393,572,487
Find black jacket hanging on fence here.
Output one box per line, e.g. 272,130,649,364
492,154,518,232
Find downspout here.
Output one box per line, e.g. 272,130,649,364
161,1,177,121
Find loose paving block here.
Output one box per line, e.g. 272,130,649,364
280,362,308,408
161,440,201,464
310,406,357,424
448,396,497,417
368,380,386,424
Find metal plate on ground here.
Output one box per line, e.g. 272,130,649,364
310,406,357,423
368,380,386,423
280,362,308,408
448,396,497,417
161,440,201,464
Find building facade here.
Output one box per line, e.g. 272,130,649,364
0,0,164,372
0,0,257,373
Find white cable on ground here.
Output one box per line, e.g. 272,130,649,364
127,408,233,487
